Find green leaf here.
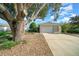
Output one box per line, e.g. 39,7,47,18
38,4,48,18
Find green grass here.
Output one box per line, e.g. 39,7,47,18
0,40,18,50
0,31,11,36
0,39,27,50
0,31,27,50
0,31,12,40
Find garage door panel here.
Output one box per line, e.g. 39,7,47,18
40,26,53,33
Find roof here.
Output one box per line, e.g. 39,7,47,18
40,22,60,26
0,24,10,27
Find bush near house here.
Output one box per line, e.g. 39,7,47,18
61,23,79,33
28,22,39,32
67,28,79,33
61,23,70,33
67,24,79,33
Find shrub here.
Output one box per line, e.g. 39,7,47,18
0,31,27,50
0,31,7,36
0,31,12,40
61,23,79,33
0,31,17,50
0,40,18,49
61,23,71,33
29,22,39,32
0,39,27,50
67,28,79,33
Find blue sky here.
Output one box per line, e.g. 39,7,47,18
0,3,79,25
35,3,79,24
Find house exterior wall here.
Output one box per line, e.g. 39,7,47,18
40,25,53,33
40,23,61,33
0,27,11,31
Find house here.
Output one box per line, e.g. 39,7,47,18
40,22,61,33
0,24,11,31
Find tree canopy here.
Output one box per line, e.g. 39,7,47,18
0,3,61,40
70,16,79,24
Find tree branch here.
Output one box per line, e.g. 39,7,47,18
23,3,32,16
30,3,46,20
0,13,7,20
0,4,14,21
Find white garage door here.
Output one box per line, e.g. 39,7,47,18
40,26,53,33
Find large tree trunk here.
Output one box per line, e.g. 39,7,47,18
9,20,25,41
15,20,25,41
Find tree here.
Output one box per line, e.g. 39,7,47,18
61,23,71,33
61,16,79,33
68,16,79,33
29,22,39,32
69,16,79,30
0,3,61,41
50,3,61,21
70,16,79,24
0,3,31,41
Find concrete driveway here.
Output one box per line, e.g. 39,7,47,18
43,33,79,56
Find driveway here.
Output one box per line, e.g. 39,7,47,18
43,33,79,56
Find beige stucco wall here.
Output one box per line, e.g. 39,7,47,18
40,23,61,33
40,25,53,33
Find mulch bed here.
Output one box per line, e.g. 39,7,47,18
0,33,53,56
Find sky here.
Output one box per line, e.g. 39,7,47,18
35,3,79,24
0,3,79,25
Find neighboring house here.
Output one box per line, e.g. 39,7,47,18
40,22,61,33
0,24,11,31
